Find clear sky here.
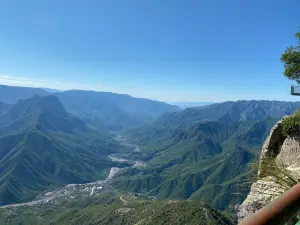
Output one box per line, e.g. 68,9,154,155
0,0,299,102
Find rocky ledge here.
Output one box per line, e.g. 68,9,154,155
236,116,300,223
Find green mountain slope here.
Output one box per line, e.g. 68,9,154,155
112,116,277,212
0,96,125,206
0,86,292,215
0,95,87,134
0,192,234,225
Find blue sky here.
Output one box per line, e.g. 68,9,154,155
0,0,299,102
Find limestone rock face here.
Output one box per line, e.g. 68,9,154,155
236,116,300,222
236,179,283,221
258,116,287,177
277,136,300,167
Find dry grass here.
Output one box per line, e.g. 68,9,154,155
236,157,300,221
233,156,299,202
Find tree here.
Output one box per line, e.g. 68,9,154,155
281,30,300,83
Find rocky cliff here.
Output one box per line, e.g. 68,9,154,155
236,116,300,223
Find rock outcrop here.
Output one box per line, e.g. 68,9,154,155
236,116,300,223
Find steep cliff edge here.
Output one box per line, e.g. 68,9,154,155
236,115,300,222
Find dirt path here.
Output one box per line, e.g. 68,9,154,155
90,186,96,196
120,196,128,205
106,167,120,180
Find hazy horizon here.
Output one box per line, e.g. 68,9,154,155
2,83,300,105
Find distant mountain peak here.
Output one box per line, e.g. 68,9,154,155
9,95,68,121
0,95,87,135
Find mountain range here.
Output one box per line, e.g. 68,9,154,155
113,119,276,212
0,95,127,205
0,85,300,223
0,85,180,130
157,100,300,126
111,100,300,212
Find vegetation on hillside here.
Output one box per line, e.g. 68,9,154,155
1,85,297,219
0,192,234,225
113,108,279,212
0,96,128,205
282,111,300,136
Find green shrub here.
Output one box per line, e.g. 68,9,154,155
282,110,300,136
